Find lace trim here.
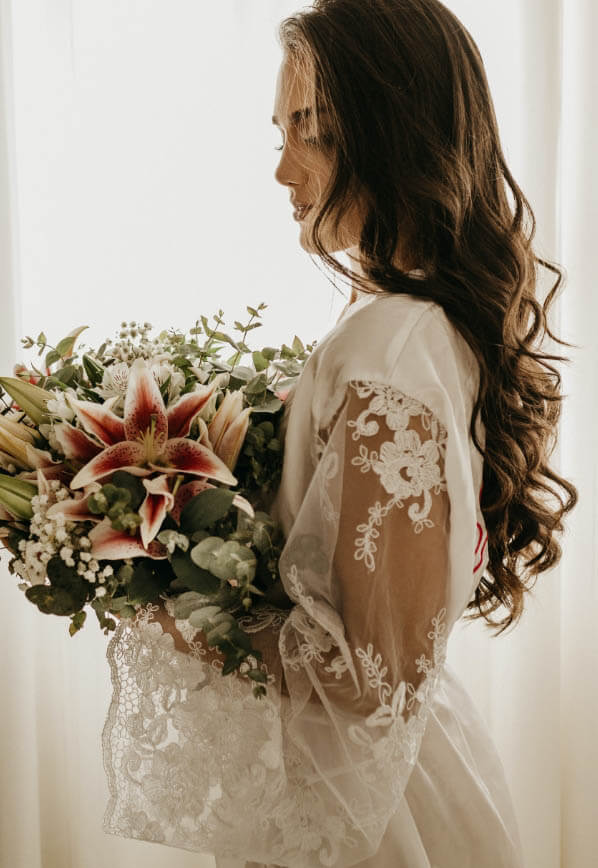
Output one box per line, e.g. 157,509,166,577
102,602,447,866
347,379,448,571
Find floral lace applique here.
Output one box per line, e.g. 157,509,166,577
347,379,448,571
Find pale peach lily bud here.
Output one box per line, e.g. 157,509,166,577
213,406,252,471
207,390,244,453
195,416,213,450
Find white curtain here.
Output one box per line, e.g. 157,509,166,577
0,2,594,866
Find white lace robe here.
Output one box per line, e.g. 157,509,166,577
101,291,525,867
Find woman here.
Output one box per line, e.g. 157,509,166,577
102,2,577,865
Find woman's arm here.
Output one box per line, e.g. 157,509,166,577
114,598,290,696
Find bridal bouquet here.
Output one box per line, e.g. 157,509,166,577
0,307,315,697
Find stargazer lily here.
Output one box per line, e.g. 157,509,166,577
67,358,237,490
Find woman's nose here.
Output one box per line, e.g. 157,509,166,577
274,145,301,188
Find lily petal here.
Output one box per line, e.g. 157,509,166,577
214,406,252,471
68,396,126,446
124,358,168,447
196,416,213,450
231,492,255,519
88,518,168,560
19,463,69,482
166,382,218,439
138,475,175,548
36,468,51,498
46,492,102,522
152,438,237,485
170,479,215,524
70,441,147,489
54,422,103,462
207,390,244,452
0,416,37,444
0,425,43,469
24,444,60,470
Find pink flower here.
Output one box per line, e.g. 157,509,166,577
65,358,237,490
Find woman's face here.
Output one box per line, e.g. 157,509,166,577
272,54,364,257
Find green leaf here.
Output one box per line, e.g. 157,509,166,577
159,374,172,402
179,488,235,534
245,373,267,396
69,610,87,636
247,669,267,683
187,605,223,629
246,306,259,317
190,537,256,583
110,471,146,511
55,326,88,360
292,335,305,354
171,591,213,620
45,349,61,368
56,364,77,385
127,561,170,605
26,584,84,617
260,347,277,361
250,397,282,414
221,656,240,676
170,549,220,594
82,353,104,386
229,366,254,382
252,351,269,372
107,595,130,612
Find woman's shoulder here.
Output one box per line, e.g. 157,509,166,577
310,291,479,431
313,291,441,378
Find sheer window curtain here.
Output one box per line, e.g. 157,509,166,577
0,2,594,867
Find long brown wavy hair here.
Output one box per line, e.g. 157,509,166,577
276,0,579,635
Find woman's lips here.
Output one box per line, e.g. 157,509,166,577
293,204,312,221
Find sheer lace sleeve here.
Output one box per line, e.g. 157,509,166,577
102,374,477,867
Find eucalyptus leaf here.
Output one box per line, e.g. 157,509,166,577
127,561,170,605
251,397,282,414
179,488,235,534
188,605,223,629
191,537,256,583
170,549,220,594
229,366,254,382
171,590,215,620
252,351,269,372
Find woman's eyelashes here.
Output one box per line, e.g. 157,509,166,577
274,137,319,151
274,134,332,152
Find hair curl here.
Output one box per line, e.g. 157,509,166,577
277,0,579,635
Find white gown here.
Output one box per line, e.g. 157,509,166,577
101,285,525,867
